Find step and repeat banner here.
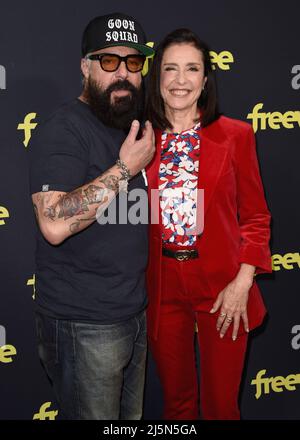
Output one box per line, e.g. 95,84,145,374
0,0,299,420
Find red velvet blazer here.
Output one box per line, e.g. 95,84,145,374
146,115,272,340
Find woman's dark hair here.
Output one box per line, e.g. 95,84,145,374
147,28,220,129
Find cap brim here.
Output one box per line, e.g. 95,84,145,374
97,42,155,57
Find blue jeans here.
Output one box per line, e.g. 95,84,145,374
35,310,147,420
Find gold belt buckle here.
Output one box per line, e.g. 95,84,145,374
175,250,190,261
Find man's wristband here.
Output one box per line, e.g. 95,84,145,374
116,159,132,193
116,159,132,181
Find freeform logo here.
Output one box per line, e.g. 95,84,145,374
247,103,300,133
33,402,58,420
210,51,234,70
272,252,300,271
291,325,300,350
0,65,6,90
251,369,300,399
0,345,17,364
0,206,9,226
291,65,300,90
0,345,16,363
17,113,38,147
144,45,231,75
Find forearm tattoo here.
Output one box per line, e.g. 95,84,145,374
69,208,98,234
41,173,119,236
43,184,108,221
57,189,89,220
99,175,119,193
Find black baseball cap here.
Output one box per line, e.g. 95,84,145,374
81,12,155,58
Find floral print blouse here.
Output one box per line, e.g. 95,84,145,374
159,122,201,246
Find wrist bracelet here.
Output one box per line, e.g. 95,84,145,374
116,159,132,181
116,159,131,193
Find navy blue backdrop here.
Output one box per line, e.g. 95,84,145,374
0,0,299,420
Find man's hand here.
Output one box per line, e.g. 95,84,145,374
119,120,155,177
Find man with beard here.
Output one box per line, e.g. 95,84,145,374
29,13,155,420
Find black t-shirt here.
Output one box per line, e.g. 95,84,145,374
29,99,148,323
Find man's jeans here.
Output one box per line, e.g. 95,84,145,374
35,310,147,420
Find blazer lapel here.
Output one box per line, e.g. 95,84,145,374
146,129,163,234
199,118,229,216
146,120,230,232
146,129,161,191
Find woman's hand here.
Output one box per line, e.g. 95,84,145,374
209,264,256,340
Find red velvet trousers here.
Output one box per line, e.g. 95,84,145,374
148,254,248,420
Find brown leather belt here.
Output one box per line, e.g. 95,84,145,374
162,247,199,261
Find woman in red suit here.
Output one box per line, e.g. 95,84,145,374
146,28,272,420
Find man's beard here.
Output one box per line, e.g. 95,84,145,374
84,77,144,132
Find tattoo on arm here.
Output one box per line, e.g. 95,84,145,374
44,205,57,221
99,175,120,193
69,220,81,234
69,205,98,234
84,185,106,203
69,212,98,235
56,189,89,219
43,184,107,221
42,191,60,221
40,170,120,236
